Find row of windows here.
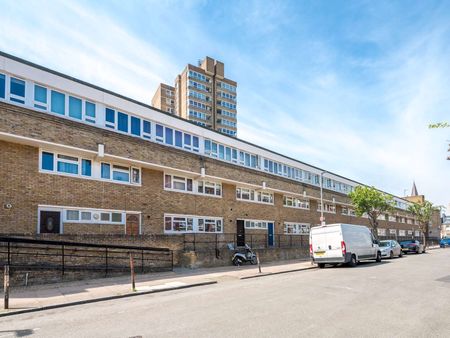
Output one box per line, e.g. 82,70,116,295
40,150,141,185
155,124,200,152
217,109,236,119
284,222,310,235
4,71,411,207
192,120,208,127
204,140,258,168
105,108,151,139
283,196,310,209
377,228,421,237
189,109,208,121
245,220,270,230
188,99,210,111
188,80,208,92
217,91,236,102
263,159,353,195
317,203,336,213
218,128,237,136
188,70,209,83
217,81,236,92
65,209,124,224
164,174,222,197
218,119,236,128
236,188,274,204
164,215,222,233
189,90,210,102
218,100,236,110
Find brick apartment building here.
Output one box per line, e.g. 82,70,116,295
0,51,441,258
152,56,238,137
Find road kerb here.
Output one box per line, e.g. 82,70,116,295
0,280,217,318
240,265,317,280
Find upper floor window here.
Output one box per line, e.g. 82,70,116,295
51,90,65,115
39,149,140,185
155,124,199,152
317,203,336,213
0,73,5,99
283,196,310,209
341,207,356,216
236,187,273,204
164,174,193,192
10,77,25,104
34,85,48,110
197,181,222,196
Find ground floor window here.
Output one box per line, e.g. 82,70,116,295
164,214,223,233
284,222,310,235
398,230,406,236
244,219,270,230
377,228,386,236
38,206,141,234
389,229,397,235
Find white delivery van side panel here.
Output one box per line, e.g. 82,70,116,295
310,224,345,261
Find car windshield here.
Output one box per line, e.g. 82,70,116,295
379,241,390,247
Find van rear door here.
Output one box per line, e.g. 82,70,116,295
311,225,343,260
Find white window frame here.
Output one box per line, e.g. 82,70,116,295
284,222,310,235
283,196,310,210
243,219,272,230
236,187,273,205
39,149,141,186
164,214,223,234
317,203,336,214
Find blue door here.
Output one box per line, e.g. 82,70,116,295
268,222,274,247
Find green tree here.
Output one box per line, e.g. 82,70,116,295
348,186,395,237
407,201,438,247
429,122,450,128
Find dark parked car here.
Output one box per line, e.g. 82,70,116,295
440,238,450,248
399,240,425,254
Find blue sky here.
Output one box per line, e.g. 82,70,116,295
0,0,449,207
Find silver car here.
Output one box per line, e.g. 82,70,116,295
379,240,403,259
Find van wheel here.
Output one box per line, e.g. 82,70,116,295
348,255,357,267
375,252,382,262
389,251,393,259
318,263,325,269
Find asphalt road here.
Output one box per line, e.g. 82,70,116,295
1,249,449,338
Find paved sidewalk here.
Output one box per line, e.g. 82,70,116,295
0,259,315,316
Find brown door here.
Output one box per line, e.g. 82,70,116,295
126,214,140,235
40,211,61,234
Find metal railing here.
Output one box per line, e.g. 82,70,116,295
0,236,173,276
182,233,309,252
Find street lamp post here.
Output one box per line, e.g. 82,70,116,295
320,171,326,226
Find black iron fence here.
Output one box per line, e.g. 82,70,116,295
182,233,443,252
0,236,173,276
183,233,309,252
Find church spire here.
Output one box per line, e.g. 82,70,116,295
411,181,418,196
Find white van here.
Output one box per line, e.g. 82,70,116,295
309,223,381,268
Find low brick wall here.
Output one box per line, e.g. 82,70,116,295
180,247,309,268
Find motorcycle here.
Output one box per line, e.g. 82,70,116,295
231,244,257,266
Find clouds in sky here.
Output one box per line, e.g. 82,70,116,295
0,0,449,206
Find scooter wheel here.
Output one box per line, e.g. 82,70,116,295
250,257,257,265
233,257,242,266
